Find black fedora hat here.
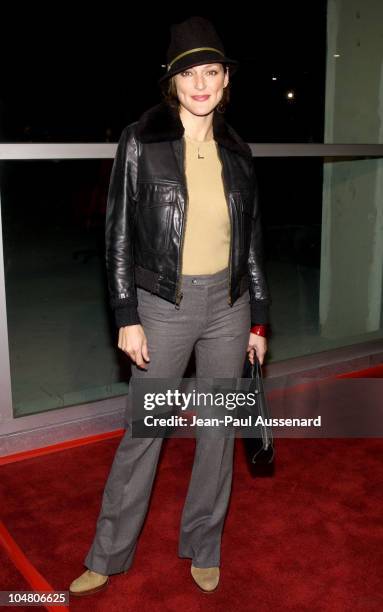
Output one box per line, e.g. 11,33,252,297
158,16,239,85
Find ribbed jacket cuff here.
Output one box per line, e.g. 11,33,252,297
114,304,141,329
250,300,270,326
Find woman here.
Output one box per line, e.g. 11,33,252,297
69,16,271,597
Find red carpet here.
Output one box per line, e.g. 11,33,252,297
0,544,46,611
1,433,383,611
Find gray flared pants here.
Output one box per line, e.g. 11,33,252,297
84,266,250,574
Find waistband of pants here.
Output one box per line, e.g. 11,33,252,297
180,266,228,287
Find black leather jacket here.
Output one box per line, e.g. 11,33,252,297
105,100,272,329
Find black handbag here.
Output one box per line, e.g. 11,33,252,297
239,354,275,465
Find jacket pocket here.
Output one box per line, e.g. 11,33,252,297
135,183,177,254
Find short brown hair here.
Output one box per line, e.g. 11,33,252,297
160,63,231,113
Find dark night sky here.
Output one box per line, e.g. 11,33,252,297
1,4,327,143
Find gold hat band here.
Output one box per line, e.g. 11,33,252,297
167,47,224,71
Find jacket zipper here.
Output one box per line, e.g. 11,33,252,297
219,147,232,306
175,137,188,308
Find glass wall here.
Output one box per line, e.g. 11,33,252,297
255,156,383,362
1,153,382,417
0,159,131,418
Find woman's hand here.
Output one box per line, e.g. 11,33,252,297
247,332,267,366
118,324,150,369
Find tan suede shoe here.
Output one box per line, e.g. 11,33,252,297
69,569,109,597
190,564,220,593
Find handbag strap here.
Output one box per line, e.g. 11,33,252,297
250,356,263,389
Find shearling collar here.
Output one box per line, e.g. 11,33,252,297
136,100,252,160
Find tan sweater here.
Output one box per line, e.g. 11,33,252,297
181,134,230,274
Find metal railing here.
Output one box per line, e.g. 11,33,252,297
1,142,383,160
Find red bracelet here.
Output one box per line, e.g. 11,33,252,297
250,324,268,337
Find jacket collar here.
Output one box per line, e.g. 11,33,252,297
136,100,252,160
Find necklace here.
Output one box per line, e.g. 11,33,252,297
184,134,215,159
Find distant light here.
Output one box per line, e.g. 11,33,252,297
333,53,340,58
286,91,294,99
272,76,277,80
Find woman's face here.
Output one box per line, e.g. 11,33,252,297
174,63,229,116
